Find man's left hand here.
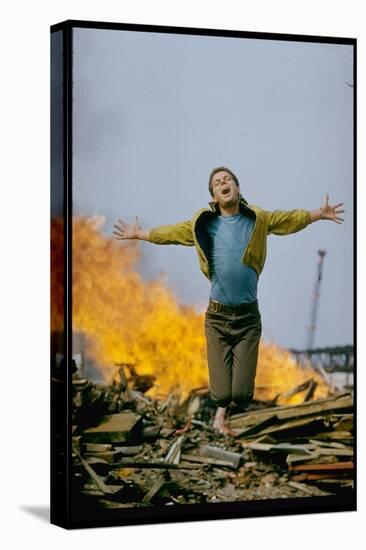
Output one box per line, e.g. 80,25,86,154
321,194,345,224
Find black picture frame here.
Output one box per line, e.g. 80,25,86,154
50,19,356,529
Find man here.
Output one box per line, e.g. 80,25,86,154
113,167,344,434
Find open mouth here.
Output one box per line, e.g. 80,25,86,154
221,186,231,195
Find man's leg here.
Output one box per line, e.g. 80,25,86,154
204,312,233,433
231,310,262,407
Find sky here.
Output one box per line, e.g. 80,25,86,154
72,27,354,350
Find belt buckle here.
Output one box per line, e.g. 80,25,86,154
211,300,220,313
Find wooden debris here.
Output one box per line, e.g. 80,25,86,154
333,417,354,431
141,425,161,441
286,447,353,465
303,380,317,402
308,439,349,449
114,445,144,456
243,441,313,454
83,457,111,476
84,450,122,464
292,472,352,481
142,479,166,503
288,481,319,495
165,435,185,464
276,378,317,404
74,449,115,495
83,443,113,453
191,419,211,430
181,453,237,468
127,389,152,405
229,394,353,428
71,368,354,507
82,412,142,443
251,416,326,438
234,415,279,438
288,461,354,472
109,460,200,469
311,431,352,441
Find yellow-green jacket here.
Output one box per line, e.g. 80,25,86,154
149,198,311,279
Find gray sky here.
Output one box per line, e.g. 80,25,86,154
72,28,353,350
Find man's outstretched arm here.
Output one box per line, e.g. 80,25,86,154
113,217,194,246
267,194,345,235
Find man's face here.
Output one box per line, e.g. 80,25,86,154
211,170,240,208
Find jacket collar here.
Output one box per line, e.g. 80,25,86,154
208,196,250,214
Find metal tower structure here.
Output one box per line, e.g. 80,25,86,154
306,249,327,350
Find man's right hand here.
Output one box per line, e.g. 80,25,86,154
113,217,141,239
113,217,151,241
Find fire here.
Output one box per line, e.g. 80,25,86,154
72,217,207,396
51,216,330,402
255,342,329,404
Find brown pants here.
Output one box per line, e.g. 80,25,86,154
204,304,262,407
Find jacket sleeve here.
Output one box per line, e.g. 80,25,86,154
266,209,312,236
149,220,195,246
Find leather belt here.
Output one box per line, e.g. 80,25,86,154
208,299,259,315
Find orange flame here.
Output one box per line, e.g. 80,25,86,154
255,342,329,404
72,217,207,397
52,216,330,402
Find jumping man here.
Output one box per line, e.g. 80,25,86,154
113,167,344,434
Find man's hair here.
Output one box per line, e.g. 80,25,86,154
208,166,239,196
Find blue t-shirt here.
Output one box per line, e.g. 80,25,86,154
206,213,258,305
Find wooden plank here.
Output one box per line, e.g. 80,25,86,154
286,453,320,465
83,443,113,453
165,435,185,464
82,412,142,443
286,447,353,465
278,379,315,401
231,394,351,419
234,415,279,439
333,417,353,431
109,460,200,469
74,449,115,494
84,451,122,464
114,445,144,456
308,439,349,449
288,461,354,472
292,472,353,481
303,380,317,402
309,448,353,457
229,395,353,428
181,453,235,468
312,431,353,441
242,442,274,452
142,479,165,503
255,416,326,437
250,435,277,444
243,441,314,454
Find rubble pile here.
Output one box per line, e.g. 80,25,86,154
71,367,354,510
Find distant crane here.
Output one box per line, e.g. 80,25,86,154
306,250,327,350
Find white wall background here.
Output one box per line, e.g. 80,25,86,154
1,0,364,547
